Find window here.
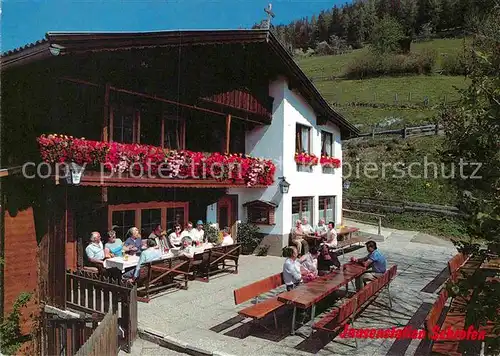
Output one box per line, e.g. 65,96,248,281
108,202,188,238
244,201,276,225
321,131,335,174
162,116,184,150
319,196,336,224
112,210,136,240
321,131,333,156
292,197,313,225
295,124,311,154
111,107,139,143
141,209,161,237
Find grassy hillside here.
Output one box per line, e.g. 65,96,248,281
297,38,469,133
296,39,468,238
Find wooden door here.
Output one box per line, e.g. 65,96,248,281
217,195,238,239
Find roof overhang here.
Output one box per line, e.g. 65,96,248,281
1,29,359,137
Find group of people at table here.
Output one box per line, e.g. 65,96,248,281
283,239,387,292
84,220,234,283
290,217,339,255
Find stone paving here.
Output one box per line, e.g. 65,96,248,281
134,224,457,356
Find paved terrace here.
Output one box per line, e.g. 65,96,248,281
129,227,456,356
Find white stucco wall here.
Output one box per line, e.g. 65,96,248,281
226,77,343,251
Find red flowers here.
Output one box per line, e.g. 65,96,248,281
320,156,342,168
37,134,275,187
295,152,319,166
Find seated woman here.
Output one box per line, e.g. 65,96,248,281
176,236,195,258
124,227,143,255
317,244,341,275
282,246,302,291
220,228,234,246
299,247,320,282
168,224,183,248
324,221,338,249
104,230,123,258
123,239,162,283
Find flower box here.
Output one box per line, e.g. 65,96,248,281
37,134,276,187
320,156,341,168
294,152,319,166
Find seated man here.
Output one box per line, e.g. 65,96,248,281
220,228,234,246
192,220,205,243
324,221,338,249
148,224,168,252
352,240,387,291
291,220,309,255
301,217,314,236
315,219,328,240
282,246,302,291
123,239,162,283
317,243,341,275
104,230,123,258
85,231,105,267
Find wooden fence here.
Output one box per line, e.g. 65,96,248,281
41,313,99,355
356,123,442,139
66,270,138,353
344,197,464,217
75,310,118,356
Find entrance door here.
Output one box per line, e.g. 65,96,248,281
217,195,238,238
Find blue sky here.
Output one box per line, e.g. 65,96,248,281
1,0,346,52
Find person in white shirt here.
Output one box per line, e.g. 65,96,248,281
291,220,309,255
168,224,183,248
85,231,105,266
283,246,302,291
301,217,314,236
177,237,195,258
181,221,196,241
315,219,328,240
324,221,338,249
191,220,205,243
220,228,234,246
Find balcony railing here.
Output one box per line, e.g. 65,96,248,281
37,134,276,187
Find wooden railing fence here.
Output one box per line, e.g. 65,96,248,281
65,270,138,353
41,313,98,356
356,123,443,139
75,310,118,356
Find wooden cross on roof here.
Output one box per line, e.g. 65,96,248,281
264,3,275,29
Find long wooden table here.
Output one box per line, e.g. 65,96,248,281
338,227,360,241
278,263,366,335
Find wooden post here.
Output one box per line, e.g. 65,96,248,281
402,126,407,139
372,125,376,139
378,216,382,236
225,114,232,154
103,84,110,142
435,122,439,136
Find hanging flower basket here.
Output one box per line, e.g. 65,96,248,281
320,156,341,168
37,134,276,187
294,152,319,166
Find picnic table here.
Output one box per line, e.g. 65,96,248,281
278,263,366,335
337,227,360,241
103,243,214,271
479,257,500,272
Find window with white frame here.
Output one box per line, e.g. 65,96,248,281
296,124,312,172
321,131,335,174
292,197,313,226
318,196,336,225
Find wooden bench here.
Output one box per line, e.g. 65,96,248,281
448,252,469,281
195,244,241,282
313,265,397,345
234,272,285,329
135,256,190,302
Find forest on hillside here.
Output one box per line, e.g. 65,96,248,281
254,0,497,54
